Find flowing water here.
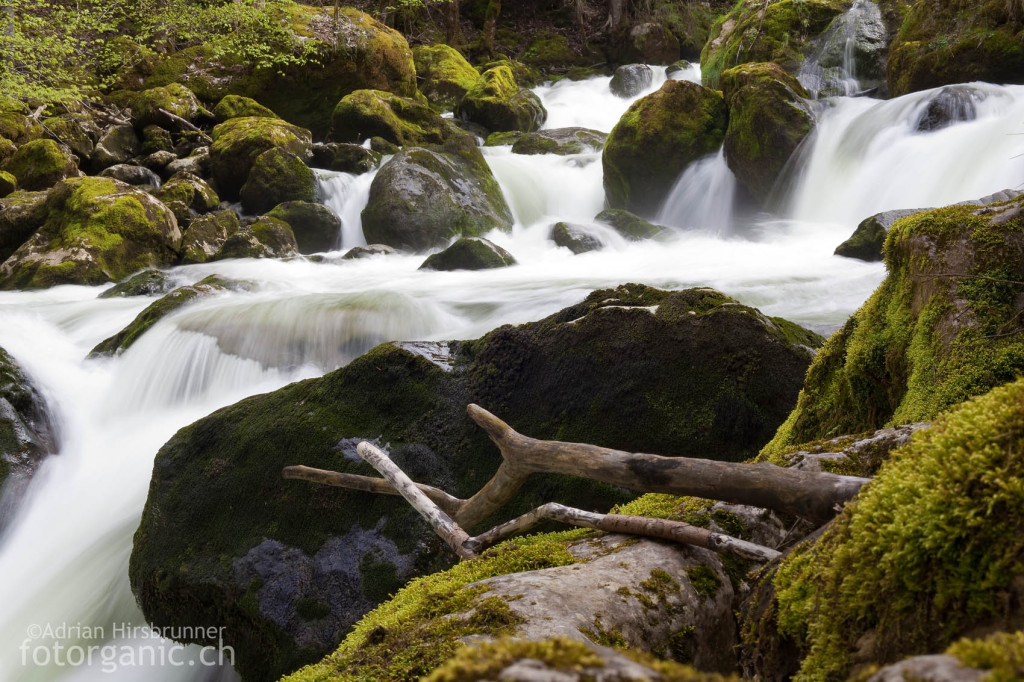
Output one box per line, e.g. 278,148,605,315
1,55,1023,680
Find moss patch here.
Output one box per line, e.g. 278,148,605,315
947,630,1024,682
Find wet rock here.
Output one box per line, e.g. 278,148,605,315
798,0,887,97
91,124,140,170
0,177,181,289
915,85,985,133
511,128,606,156
239,148,316,215
99,269,177,299
341,244,396,260
209,117,312,200
602,80,727,216
834,209,918,261
310,143,380,175
3,139,80,191
331,89,454,147
455,66,547,134
419,237,516,271
266,201,340,254
609,64,654,98
361,136,513,251
215,215,298,260
100,163,161,186
550,222,603,254
595,209,665,240
666,59,694,77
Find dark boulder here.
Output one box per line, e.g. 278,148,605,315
418,237,516,271
511,128,606,156
265,202,341,254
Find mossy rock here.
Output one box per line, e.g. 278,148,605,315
886,0,1024,96
0,190,49,264
310,143,380,175
413,44,481,112
0,177,181,290
42,114,97,159
331,90,454,147
361,136,513,251
833,211,902,262
3,139,79,192
484,131,523,147
602,80,727,217
141,125,175,155
520,30,593,70
0,171,16,198
550,222,604,254
761,194,1024,457
266,201,340,254
770,377,1024,680
0,137,17,165
137,7,417,138
99,269,177,299
511,128,606,156
239,148,316,215
419,237,516,271
700,0,850,88
209,117,312,201
0,106,44,146
0,345,56,504
477,59,542,89
129,284,818,681
213,95,278,123
721,63,814,206
132,83,203,129
155,172,220,214
666,60,695,77
618,22,682,65
454,66,547,134
214,215,298,260
595,209,666,241
180,210,240,264
90,124,140,171
90,275,238,356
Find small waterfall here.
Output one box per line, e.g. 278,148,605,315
315,169,376,250
656,149,738,236
798,0,886,97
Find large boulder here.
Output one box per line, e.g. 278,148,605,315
214,215,298,260
700,0,850,88
361,137,513,251
618,22,682,65
721,63,815,206
136,7,417,137
2,139,80,191
0,346,56,515
330,90,454,147
419,237,516,271
511,128,606,156
454,66,547,134
0,190,49,264
132,83,204,129
602,80,728,216
762,194,1024,457
239,148,316,215
209,117,312,200
265,201,340,254
412,44,480,111
887,0,1024,97
154,172,220,215
0,177,181,290
129,284,820,681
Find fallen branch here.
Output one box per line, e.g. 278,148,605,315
157,108,213,143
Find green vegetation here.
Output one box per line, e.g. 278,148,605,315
772,377,1024,680
947,631,1024,682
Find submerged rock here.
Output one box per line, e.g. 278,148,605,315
419,237,516,271
99,269,176,299
550,222,604,254
130,284,820,680
511,128,606,156
595,209,665,240
361,136,513,251
341,244,395,260
602,80,727,216
609,64,654,98
915,85,985,133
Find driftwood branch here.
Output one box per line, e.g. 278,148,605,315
157,107,212,143
351,441,780,562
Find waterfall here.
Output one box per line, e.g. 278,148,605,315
315,169,376,250
798,0,886,98
656,149,738,236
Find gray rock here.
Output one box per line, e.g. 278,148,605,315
310,143,380,175
550,222,604,254
866,654,985,681
609,64,654,98
0,190,49,264
164,147,210,180
99,164,161,186
784,422,930,475
916,85,985,133
91,124,139,170
798,0,887,97
141,150,177,173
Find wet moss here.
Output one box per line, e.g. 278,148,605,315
239,148,316,215
772,377,1024,680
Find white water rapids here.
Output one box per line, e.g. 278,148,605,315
1,58,1023,680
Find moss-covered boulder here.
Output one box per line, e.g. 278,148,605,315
0,171,16,198
602,80,728,216
834,208,921,262
595,209,667,241
2,139,80,192
214,215,298,260
609,64,654,98
521,30,595,71
412,44,480,112
331,90,454,147
721,63,814,206
0,190,49,264
156,171,220,214
454,66,547,134
700,0,849,88
310,143,380,175
762,194,1024,456
90,275,238,357
180,210,240,265
213,95,278,123
887,0,1024,97
141,125,175,155
0,137,16,165
239,148,316,215
0,177,181,290
42,114,98,159
768,377,1024,680
550,222,604,254
0,346,56,511
129,284,819,681
361,136,513,251
266,201,340,254
91,124,140,170
419,237,516,271
0,100,43,145
209,117,313,200
99,269,177,299
618,22,682,65
132,83,203,129
138,7,417,137
511,128,606,156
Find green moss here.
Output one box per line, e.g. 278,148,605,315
422,636,605,682
686,565,722,601
580,614,631,648
419,237,516,271
3,139,78,192
213,95,278,122
454,65,546,133
209,116,312,200
947,631,1024,682
331,89,452,147
282,535,577,682
133,83,201,128
239,148,316,215
763,198,1024,455
521,31,587,69
772,378,1024,680
295,597,332,622
412,45,480,112
0,171,16,197
595,209,665,241
155,173,219,213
